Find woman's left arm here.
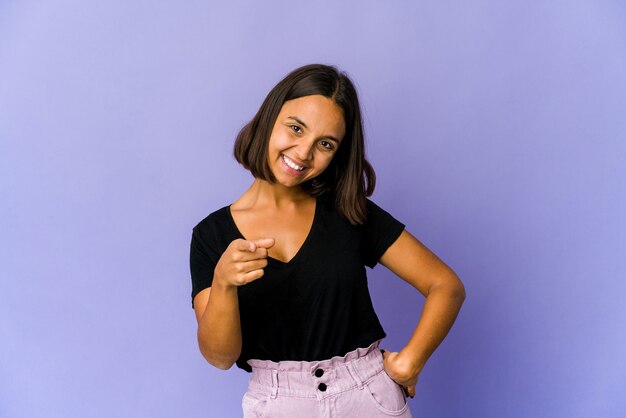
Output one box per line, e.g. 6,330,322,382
379,229,466,398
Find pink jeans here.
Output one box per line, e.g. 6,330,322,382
243,341,412,417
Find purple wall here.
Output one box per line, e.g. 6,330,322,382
1,1,625,417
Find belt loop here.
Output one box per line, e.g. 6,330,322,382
270,370,279,399
346,362,364,390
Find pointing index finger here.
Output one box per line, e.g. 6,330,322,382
235,239,257,253
253,238,275,249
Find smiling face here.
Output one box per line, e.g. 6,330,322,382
267,95,346,189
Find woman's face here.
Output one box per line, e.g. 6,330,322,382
267,95,346,189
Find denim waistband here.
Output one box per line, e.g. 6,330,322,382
246,340,384,399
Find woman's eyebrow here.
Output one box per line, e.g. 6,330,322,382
287,116,307,128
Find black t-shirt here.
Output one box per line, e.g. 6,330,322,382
189,196,405,372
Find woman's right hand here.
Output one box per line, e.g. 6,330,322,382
213,238,275,288
195,237,275,369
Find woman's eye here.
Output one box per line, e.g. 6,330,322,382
290,125,302,134
319,141,334,151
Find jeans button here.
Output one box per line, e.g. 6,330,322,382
318,383,327,391
314,368,324,377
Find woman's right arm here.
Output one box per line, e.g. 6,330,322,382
193,238,274,370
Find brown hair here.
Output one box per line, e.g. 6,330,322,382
233,64,375,225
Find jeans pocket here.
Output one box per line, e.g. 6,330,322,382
363,370,409,416
242,390,269,418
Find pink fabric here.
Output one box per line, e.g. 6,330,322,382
243,341,412,417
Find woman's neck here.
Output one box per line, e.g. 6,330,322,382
234,179,312,210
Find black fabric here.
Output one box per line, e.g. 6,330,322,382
189,197,405,372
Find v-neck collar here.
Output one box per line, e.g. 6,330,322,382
226,198,320,267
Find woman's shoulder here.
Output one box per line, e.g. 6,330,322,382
193,204,233,233
364,198,392,218
363,198,405,232
191,204,240,253
320,196,398,223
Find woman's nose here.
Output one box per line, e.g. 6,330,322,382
294,141,315,162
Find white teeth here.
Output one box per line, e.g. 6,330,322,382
282,155,305,171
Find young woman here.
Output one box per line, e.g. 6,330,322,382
189,64,465,417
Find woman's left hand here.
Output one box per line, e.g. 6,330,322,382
381,349,421,398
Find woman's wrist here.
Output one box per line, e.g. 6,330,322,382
398,348,426,377
212,273,238,292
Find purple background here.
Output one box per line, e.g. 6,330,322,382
1,1,625,417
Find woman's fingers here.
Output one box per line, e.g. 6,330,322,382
237,253,270,284
215,239,274,287
232,239,273,261
240,266,266,283
222,256,268,286
241,258,268,272
252,238,275,249
220,239,274,285
235,238,275,252
234,239,258,253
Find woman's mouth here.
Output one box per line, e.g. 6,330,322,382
281,154,306,172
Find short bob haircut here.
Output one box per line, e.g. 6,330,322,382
234,64,375,225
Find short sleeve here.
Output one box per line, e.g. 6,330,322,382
189,226,221,308
362,200,405,268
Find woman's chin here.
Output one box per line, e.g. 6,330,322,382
271,171,309,189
